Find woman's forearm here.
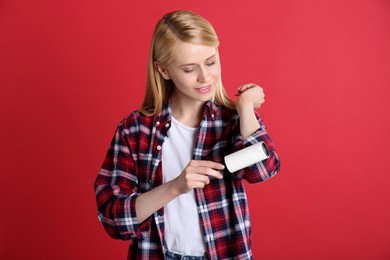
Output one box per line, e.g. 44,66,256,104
135,180,179,223
237,103,260,139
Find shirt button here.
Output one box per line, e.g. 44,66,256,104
165,123,170,128
211,114,215,119
156,145,162,150
156,121,160,126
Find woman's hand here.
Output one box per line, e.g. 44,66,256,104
235,83,265,110
173,160,224,195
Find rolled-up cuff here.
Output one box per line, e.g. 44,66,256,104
115,193,151,240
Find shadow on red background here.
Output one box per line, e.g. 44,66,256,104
1,0,389,259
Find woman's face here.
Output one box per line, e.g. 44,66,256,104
159,42,221,105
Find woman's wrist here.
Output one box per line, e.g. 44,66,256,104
169,178,185,197
236,100,253,116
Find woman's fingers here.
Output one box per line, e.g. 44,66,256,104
178,160,225,192
192,161,224,179
235,83,258,96
189,160,225,172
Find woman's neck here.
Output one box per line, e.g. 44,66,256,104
170,94,205,128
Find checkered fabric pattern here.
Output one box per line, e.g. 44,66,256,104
95,99,280,259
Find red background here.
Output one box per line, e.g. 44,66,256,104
1,0,389,259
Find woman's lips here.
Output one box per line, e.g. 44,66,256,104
195,85,212,93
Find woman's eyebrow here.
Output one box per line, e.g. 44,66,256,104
206,54,217,61
179,54,217,67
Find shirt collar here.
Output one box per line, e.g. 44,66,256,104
204,99,218,121
153,99,172,128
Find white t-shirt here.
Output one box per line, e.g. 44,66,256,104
162,116,206,256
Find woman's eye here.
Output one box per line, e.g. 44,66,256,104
183,67,196,73
206,61,216,66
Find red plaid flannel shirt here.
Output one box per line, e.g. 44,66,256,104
94,99,280,259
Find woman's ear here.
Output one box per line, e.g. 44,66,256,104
154,62,171,80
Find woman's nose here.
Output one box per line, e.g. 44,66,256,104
197,67,210,83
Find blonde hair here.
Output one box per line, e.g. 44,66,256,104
140,10,235,116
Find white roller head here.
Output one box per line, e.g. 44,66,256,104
224,141,270,173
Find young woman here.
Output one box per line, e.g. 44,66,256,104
95,10,280,260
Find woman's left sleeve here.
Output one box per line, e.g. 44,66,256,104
231,112,281,183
